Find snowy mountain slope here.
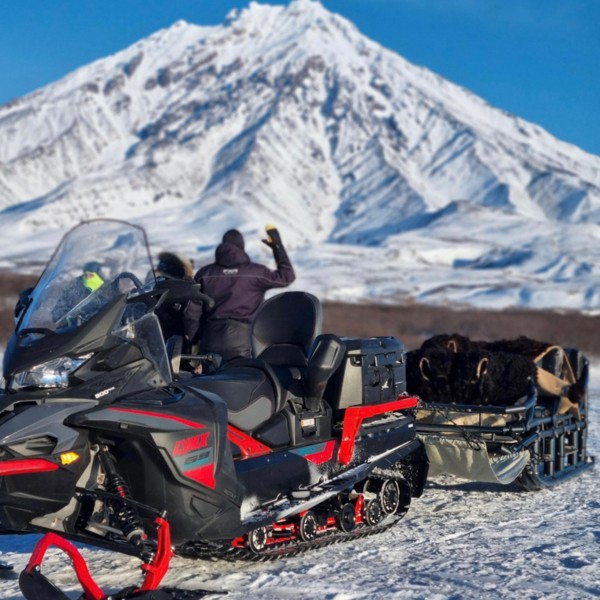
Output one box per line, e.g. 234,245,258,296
1,0,600,311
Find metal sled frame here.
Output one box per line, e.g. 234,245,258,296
416,380,594,490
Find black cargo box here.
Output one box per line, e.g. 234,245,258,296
325,336,406,410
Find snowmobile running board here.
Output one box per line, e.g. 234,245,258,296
181,440,427,561
243,438,417,527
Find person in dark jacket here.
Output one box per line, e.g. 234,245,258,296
184,226,295,363
152,251,195,345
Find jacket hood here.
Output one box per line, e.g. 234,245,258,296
215,242,250,268
222,229,245,250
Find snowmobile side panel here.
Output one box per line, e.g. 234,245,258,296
338,396,418,464
71,391,247,543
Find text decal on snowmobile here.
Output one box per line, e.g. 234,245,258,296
173,432,210,456
172,432,216,488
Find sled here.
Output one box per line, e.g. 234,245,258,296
415,345,594,490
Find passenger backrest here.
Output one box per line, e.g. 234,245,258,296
251,292,323,367
304,334,345,411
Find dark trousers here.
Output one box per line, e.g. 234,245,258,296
200,318,252,363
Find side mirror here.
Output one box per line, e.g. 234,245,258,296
14,287,34,322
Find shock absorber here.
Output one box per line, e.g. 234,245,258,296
98,445,149,558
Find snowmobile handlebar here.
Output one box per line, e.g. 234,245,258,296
131,281,215,310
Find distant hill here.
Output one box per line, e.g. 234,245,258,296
0,271,598,358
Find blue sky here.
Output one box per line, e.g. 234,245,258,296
1,0,598,156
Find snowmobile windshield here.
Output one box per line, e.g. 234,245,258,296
17,220,155,335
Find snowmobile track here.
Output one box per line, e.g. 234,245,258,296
178,513,404,562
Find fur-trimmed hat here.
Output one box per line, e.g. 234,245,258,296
156,251,194,280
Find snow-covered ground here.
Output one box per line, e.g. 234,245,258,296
1,366,597,599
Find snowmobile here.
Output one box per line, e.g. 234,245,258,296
411,336,594,490
0,219,428,572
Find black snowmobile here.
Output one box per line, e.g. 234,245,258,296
0,219,428,570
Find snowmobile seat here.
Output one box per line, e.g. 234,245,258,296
249,291,328,404
186,363,284,432
251,291,323,370
186,292,337,433
245,290,321,394
249,292,343,412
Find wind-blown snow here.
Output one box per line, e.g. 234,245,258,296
1,0,600,312
0,366,597,600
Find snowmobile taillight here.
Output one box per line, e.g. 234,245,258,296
0,457,59,476
9,355,91,391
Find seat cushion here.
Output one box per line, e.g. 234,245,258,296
189,367,278,432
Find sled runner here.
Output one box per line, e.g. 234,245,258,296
0,219,427,577
411,335,594,490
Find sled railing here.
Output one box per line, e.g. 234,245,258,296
415,382,594,489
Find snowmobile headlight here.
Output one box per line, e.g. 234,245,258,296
9,355,91,391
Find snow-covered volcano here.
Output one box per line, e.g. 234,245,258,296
1,0,599,311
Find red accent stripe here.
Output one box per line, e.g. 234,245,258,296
184,464,216,489
227,425,272,459
338,396,418,465
108,407,206,429
0,458,60,476
302,440,336,465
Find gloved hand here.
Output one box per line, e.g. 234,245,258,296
262,225,282,249
262,224,293,271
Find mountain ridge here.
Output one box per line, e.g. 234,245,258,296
1,0,599,312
